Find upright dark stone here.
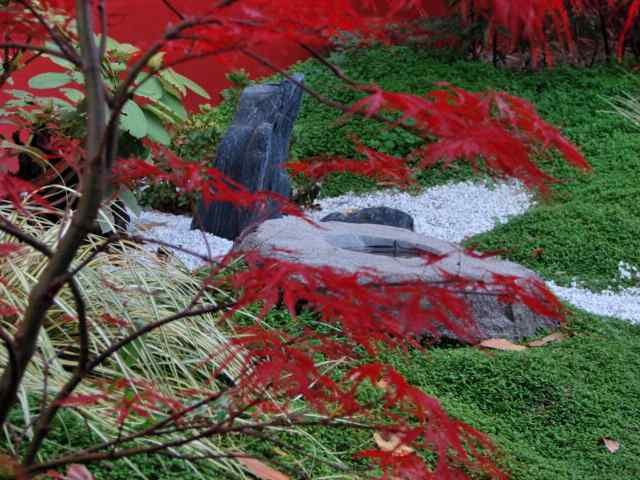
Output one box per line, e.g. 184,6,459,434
321,206,415,231
191,74,304,240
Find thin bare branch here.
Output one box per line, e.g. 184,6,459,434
0,42,80,64
0,329,18,396
161,0,185,20
240,49,429,140
0,217,53,257
97,0,108,62
14,0,81,66
27,416,386,475
297,42,359,87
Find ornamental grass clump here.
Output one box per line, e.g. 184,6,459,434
0,199,255,476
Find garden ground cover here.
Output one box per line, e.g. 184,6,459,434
17,47,640,479
215,47,640,478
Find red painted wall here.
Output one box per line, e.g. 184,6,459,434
1,1,452,119
104,0,450,108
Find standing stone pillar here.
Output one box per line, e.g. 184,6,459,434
191,74,304,240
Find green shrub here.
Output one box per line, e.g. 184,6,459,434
136,104,231,214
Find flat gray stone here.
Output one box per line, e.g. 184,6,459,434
233,216,560,341
321,206,414,231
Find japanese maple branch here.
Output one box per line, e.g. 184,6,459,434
0,43,77,63
161,0,185,20
0,0,109,437
0,219,89,464
97,0,108,62
0,328,18,395
28,416,389,474
24,297,234,464
14,0,81,66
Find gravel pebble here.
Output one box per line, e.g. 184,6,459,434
547,281,640,323
310,180,533,242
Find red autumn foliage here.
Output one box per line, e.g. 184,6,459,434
442,0,640,65
0,1,604,479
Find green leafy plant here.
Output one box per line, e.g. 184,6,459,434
136,104,230,214
0,35,209,223
23,36,210,146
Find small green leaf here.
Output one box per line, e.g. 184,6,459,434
144,111,171,146
173,71,210,99
44,42,62,53
61,88,85,103
159,69,186,97
118,186,142,217
5,100,29,108
33,97,74,110
134,75,163,101
110,62,127,73
8,90,32,99
28,72,72,89
121,100,148,139
43,54,76,71
113,41,139,56
143,102,181,125
157,93,187,120
71,71,85,84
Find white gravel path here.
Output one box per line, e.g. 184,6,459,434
128,209,232,271
547,281,640,323
308,181,533,243
128,180,640,324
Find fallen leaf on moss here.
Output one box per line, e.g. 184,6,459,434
235,453,289,480
601,437,620,453
376,379,390,391
0,454,19,478
528,332,566,347
373,432,415,456
478,338,527,352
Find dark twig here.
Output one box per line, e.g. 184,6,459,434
14,0,81,66
0,42,74,62
97,0,108,62
240,49,430,140
161,0,186,20
0,329,18,398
